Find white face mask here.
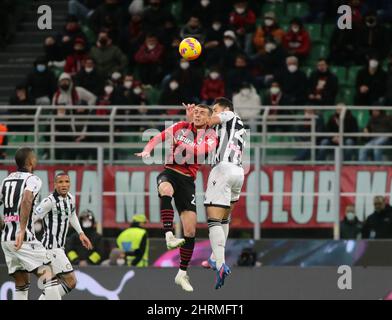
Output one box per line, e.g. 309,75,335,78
235,7,246,14
169,81,179,90
241,88,251,95
116,258,126,266
270,87,280,95
210,72,219,80
264,18,274,27
346,212,356,222
369,59,379,69
292,26,300,33
85,67,94,73
201,0,209,7
180,61,190,70
265,42,276,53
111,72,121,81
147,43,156,50
212,23,221,31
105,85,114,95
224,39,234,48
82,220,93,228
288,64,298,73
124,81,133,89
133,87,142,95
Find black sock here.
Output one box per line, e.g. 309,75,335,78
180,236,195,271
161,195,174,234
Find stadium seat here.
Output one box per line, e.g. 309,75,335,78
81,24,96,45
307,24,322,43
145,87,162,105
261,2,285,17
347,66,362,86
307,44,328,65
330,66,347,86
286,2,309,17
171,0,183,23
337,87,355,105
301,66,313,77
353,110,370,129
322,24,335,40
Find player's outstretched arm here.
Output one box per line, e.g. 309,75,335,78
69,211,93,250
15,190,34,250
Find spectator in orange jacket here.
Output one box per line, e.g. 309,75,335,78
134,33,165,85
253,11,285,54
64,37,89,76
0,123,8,159
229,0,256,54
283,18,311,59
201,68,225,104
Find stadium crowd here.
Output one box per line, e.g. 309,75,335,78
2,0,392,161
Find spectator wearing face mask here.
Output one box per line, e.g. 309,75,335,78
362,196,392,239
169,59,203,102
134,34,165,85
207,30,242,69
159,79,185,115
90,31,128,78
340,205,362,239
229,0,256,54
8,85,35,134
180,15,206,43
89,0,124,43
282,18,311,60
253,12,285,54
317,104,359,161
191,0,219,27
110,71,123,89
101,248,127,266
74,57,105,96
233,82,261,132
308,58,338,106
359,110,392,162
67,210,104,266
64,37,89,76
204,16,225,50
201,68,225,104
329,25,359,66
355,56,387,106
252,39,286,87
226,54,254,97
357,11,390,63
24,57,57,105
275,56,308,106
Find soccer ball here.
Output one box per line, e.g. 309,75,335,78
179,37,202,61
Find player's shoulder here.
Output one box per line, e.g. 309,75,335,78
219,111,236,121
67,192,75,201
26,173,42,184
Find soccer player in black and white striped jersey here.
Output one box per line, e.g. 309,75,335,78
34,172,92,300
0,148,62,300
203,97,246,289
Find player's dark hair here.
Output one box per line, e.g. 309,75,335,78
196,104,213,116
213,97,234,111
15,147,34,169
55,172,69,180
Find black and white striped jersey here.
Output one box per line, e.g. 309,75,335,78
34,191,79,249
212,111,246,166
0,171,42,242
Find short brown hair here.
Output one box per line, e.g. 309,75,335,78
196,104,213,116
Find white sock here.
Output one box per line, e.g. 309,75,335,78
14,284,29,300
210,218,230,261
44,279,62,300
38,293,45,300
208,222,225,270
165,231,174,239
177,269,187,277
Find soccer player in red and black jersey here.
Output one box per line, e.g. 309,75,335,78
135,104,217,292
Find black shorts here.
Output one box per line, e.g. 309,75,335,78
157,168,196,213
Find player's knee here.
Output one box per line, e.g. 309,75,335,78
65,274,77,289
183,226,196,238
159,183,174,197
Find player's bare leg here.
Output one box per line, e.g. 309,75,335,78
12,271,30,300
174,211,196,292
158,182,185,249
39,272,77,300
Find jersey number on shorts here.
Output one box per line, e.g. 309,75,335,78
191,194,196,205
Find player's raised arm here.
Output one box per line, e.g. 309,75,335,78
183,103,196,122
15,190,34,250
134,122,182,158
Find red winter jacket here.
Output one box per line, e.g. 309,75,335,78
229,10,256,33
64,53,89,76
283,29,311,58
201,78,225,101
134,43,164,64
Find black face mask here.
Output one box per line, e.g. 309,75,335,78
99,38,108,46
60,84,70,91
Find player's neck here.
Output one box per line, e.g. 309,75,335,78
194,124,207,130
18,166,32,173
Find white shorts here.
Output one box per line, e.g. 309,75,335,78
204,162,244,208
1,240,50,275
47,248,74,275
